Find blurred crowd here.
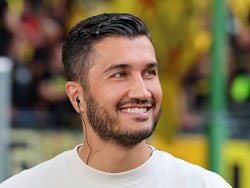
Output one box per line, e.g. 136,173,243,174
180,9,250,137
0,0,79,128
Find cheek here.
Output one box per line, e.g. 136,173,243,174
93,85,124,107
150,83,162,103
157,84,163,99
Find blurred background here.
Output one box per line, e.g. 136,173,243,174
1,0,250,187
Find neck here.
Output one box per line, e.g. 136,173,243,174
77,140,152,173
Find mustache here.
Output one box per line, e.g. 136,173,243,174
117,98,155,108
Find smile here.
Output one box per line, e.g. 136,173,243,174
121,107,148,113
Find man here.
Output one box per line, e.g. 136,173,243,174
0,13,231,188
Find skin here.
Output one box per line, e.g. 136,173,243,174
66,36,162,173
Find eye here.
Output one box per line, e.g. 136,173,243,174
111,72,126,78
144,69,157,77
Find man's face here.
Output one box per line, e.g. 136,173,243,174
84,36,162,147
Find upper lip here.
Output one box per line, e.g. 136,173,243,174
117,99,155,110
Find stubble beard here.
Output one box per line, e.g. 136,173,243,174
84,91,161,148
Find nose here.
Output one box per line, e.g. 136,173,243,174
127,75,152,100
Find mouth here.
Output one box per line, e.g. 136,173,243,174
117,99,155,116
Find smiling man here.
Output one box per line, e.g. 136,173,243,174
78,36,161,149
0,13,231,188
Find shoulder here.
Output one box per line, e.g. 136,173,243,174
153,149,232,188
0,149,75,188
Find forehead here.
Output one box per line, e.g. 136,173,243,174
91,36,156,68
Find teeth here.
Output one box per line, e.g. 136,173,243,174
121,108,147,113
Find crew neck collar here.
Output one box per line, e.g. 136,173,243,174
71,144,158,186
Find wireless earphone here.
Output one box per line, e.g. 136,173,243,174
76,96,80,104
76,96,83,113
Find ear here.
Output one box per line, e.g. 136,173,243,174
65,81,84,113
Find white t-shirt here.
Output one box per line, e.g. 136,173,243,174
0,145,232,188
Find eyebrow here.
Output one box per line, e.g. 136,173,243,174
146,62,158,69
103,64,130,74
103,62,158,74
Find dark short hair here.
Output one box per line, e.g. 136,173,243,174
62,13,152,86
